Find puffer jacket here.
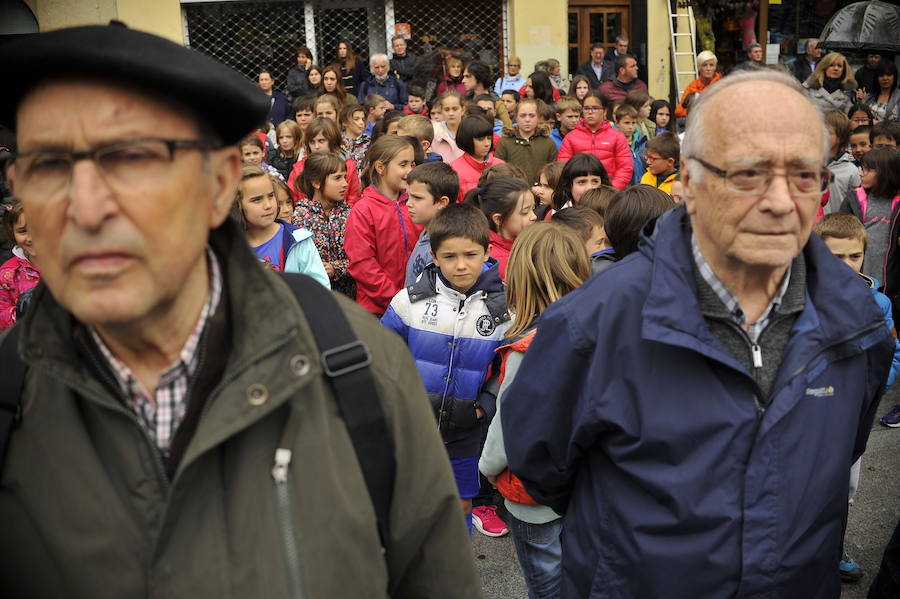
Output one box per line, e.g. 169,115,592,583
450,152,506,202
380,260,511,458
803,76,858,114
0,219,481,598
824,151,861,214
344,185,423,316
495,124,558,185
557,119,633,189
503,205,894,599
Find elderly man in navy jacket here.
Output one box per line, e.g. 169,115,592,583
503,69,895,599
357,53,407,108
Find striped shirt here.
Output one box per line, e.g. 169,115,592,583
90,251,223,455
691,233,791,343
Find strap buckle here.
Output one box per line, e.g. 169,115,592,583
320,340,372,378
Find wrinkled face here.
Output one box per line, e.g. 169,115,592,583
316,102,336,121
432,236,489,293
13,213,35,261
241,144,264,165
749,46,763,62
338,43,348,59
655,106,670,128
477,100,496,119
323,71,338,92
9,80,236,327
682,81,824,274
575,80,589,100
295,109,314,129
572,174,602,204
320,170,348,203
277,131,295,151
550,63,561,77
307,133,331,154
240,175,277,231
258,72,274,91
806,41,820,61
616,39,629,54
558,109,580,133
407,95,425,112
699,59,716,80
307,69,322,86
441,97,462,126
372,59,389,77
826,62,844,79
406,180,445,225
822,236,864,273
591,47,604,64
517,103,538,135
582,96,605,128
496,191,536,238
507,60,521,76
849,132,872,162
392,37,407,56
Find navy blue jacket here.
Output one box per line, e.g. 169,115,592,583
357,74,408,107
266,90,292,126
502,206,894,599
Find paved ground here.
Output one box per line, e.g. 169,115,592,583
472,390,900,598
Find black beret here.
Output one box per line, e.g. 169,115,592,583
0,24,270,145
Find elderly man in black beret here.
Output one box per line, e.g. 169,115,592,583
0,24,479,598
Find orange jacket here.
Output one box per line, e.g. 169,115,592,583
675,73,721,118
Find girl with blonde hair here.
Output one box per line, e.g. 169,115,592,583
479,221,591,599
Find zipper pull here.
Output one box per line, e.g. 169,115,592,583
272,448,292,484
751,343,763,369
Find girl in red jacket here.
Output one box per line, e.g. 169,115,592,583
287,117,361,206
451,115,506,202
557,91,633,189
344,135,421,316
464,177,536,280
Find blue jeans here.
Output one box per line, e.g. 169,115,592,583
508,512,563,599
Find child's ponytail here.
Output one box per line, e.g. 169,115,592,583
464,177,530,233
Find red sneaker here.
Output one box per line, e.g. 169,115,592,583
471,505,509,537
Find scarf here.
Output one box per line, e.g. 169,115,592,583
823,77,843,94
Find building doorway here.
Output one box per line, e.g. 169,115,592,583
568,1,629,73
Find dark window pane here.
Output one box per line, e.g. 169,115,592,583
606,12,621,44
589,13,603,45
568,12,578,44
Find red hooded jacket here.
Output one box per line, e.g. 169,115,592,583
287,156,361,206
557,119,633,189
489,230,515,281
451,153,506,202
344,185,423,315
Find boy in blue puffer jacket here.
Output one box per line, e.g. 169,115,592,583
814,213,900,583
613,104,646,186
381,203,511,533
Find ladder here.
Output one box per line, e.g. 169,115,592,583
668,0,698,103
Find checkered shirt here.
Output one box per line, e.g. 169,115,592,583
90,251,223,455
691,233,791,343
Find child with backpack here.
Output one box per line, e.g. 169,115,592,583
381,203,511,534
232,165,329,287
479,222,592,599
344,135,421,316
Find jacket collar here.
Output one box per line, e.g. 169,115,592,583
489,230,514,253
501,123,551,139
575,119,610,135
461,152,493,172
363,184,407,205
406,258,509,321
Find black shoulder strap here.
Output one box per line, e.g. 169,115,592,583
0,324,25,468
279,273,395,551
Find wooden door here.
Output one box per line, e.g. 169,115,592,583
568,3,629,73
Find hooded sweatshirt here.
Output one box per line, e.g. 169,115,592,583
558,119,633,189
450,152,506,202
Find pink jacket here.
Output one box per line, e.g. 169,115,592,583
557,120,633,189
0,250,40,330
451,153,506,202
430,122,465,163
344,185,423,316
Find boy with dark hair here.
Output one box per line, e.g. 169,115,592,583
552,97,582,148
871,121,900,150
405,161,460,285
363,93,388,136
640,131,680,195
404,85,429,116
814,213,900,581
292,96,316,133
381,203,511,535
850,125,873,165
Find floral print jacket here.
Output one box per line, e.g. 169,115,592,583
0,248,40,330
292,198,356,299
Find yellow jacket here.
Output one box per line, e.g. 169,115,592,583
640,170,678,195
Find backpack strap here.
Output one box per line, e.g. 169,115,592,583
278,273,395,552
0,324,25,468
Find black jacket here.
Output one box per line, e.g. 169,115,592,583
390,53,416,83
575,60,614,89
792,58,816,84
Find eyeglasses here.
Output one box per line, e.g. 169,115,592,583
645,154,664,163
851,118,871,125
507,63,521,68
14,138,214,198
690,156,828,197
